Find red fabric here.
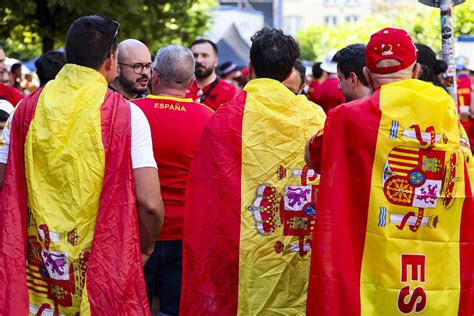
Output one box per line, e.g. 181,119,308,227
87,90,149,314
133,96,214,240
0,82,23,106
366,27,417,74
180,91,246,315
307,80,320,103
185,79,237,111
311,77,345,113
0,89,150,314
457,75,472,107
308,132,323,173
460,165,474,314
0,88,41,315
306,92,382,316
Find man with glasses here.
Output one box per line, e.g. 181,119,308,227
0,46,23,106
110,39,152,100
0,15,163,315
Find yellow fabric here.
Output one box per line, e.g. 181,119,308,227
25,64,107,315
239,78,326,315
360,79,470,315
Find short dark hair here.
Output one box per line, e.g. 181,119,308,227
332,43,368,86
190,39,218,55
294,60,306,86
35,51,67,86
312,62,323,79
415,43,447,90
0,109,9,122
11,63,22,73
250,28,300,82
65,15,119,69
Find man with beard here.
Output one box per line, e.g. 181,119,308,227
110,39,151,99
185,39,236,111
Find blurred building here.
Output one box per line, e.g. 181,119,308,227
282,0,417,35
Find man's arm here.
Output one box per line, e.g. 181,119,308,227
134,167,164,264
305,130,324,174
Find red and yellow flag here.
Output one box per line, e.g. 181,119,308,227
307,79,474,315
181,78,326,315
0,64,149,315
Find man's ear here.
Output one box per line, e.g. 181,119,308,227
151,70,160,94
349,72,358,88
363,66,374,88
412,63,421,79
104,54,114,71
248,62,255,80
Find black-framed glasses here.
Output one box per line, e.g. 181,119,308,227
118,62,152,74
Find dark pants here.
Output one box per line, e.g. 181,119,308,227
144,240,182,316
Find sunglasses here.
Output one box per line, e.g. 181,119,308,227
109,20,120,55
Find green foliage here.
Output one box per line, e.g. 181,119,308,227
296,1,474,62
0,0,216,60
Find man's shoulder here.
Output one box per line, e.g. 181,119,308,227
329,92,378,118
215,79,237,94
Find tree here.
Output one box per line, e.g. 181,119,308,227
0,0,216,59
296,1,474,62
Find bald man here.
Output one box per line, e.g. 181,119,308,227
110,39,152,99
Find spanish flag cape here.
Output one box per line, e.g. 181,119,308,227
307,79,474,315
181,78,326,315
0,64,149,315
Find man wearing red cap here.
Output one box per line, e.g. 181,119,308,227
306,27,474,315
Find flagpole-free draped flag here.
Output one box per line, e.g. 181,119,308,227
180,78,326,315
0,65,149,315
307,79,474,316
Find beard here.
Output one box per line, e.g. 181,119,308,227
118,74,148,95
194,64,214,79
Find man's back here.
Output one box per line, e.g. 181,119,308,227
133,95,213,240
308,78,474,315
0,64,151,315
181,78,326,315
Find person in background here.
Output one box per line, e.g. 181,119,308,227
0,47,23,106
415,43,447,90
332,43,370,102
307,62,327,102
283,59,306,95
0,99,14,134
185,39,236,110
34,50,67,86
10,63,22,92
217,61,240,87
109,39,152,99
310,50,345,113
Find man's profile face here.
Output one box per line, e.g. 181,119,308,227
118,46,152,96
336,66,355,102
283,68,304,95
191,42,217,79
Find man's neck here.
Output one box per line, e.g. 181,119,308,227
196,73,217,89
153,87,186,98
109,81,136,100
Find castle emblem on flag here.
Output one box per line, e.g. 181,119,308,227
248,165,318,257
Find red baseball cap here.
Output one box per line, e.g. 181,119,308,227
365,27,417,74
